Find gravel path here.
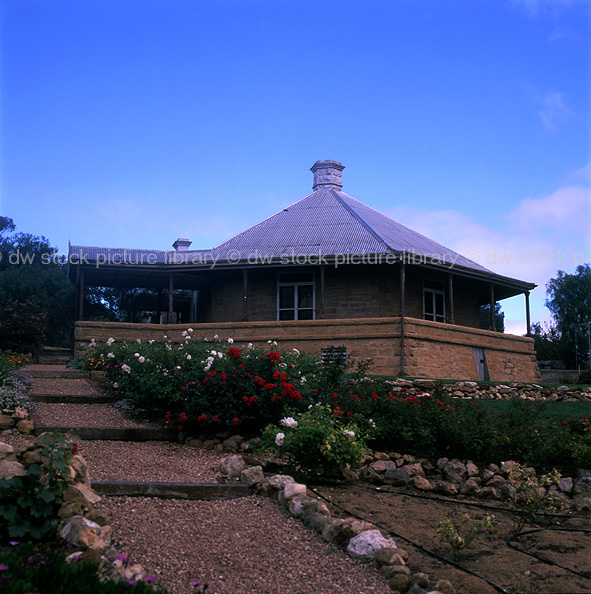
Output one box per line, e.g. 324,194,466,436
33,402,163,428
96,496,392,594
80,441,227,482
14,370,395,594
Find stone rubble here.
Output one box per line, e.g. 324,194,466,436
384,378,591,402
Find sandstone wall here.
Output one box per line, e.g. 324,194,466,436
75,317,538,382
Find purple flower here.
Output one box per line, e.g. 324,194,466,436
0,564,9,571
8,541,20,547
143,576,158,583
116,553,131,564
125,578,137,586
190,581,202,587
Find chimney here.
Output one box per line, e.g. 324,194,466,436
310,159,345,191
173,238,192,252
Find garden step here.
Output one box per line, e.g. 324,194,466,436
37,347,74,365
33,425,177,441
92,481,249,500
30,393,119,404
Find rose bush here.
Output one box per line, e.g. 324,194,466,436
72,338,591,473
260,404,370,477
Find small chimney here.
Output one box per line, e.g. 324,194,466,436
173,238,192,252
311,159,345,191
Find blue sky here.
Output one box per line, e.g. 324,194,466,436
1,0,590,334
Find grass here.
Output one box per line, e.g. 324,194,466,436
477,399,591,422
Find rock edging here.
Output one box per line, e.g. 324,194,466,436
355,452,591,513
220,454,455,594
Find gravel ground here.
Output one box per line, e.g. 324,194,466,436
30,378,105,395
0,431,34,450
80,440,228,482
33,402,162,428
96,495,393,594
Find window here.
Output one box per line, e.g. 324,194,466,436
423,279,445,323
278,273,315,320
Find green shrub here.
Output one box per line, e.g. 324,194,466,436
0,432,77,542
0,541,171,594
78,336,322,433
70,334,591,474
0,300,47,356
260,404,370,477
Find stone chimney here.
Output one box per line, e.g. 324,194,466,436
310,160,345,191
173,238,192,252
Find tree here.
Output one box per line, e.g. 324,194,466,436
0,217,75,351
530,321,566,365
544,264,591,369
479,302,505,332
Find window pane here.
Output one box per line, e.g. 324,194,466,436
279,286,295,309
424,293,434,315
298,285,313,308
435,293,444,316
279,310,295,320
298,309,313,320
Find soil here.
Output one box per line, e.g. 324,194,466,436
311,481,591,594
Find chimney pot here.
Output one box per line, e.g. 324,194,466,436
173,238,192,252
310,159,345,191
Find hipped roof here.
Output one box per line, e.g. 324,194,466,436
69,161,536,298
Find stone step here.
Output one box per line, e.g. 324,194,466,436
92,481,249,500
34,425,177,441
38,347,74,365
31,393,119,404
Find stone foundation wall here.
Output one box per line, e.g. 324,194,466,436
403,318,539,382
74,317,539,382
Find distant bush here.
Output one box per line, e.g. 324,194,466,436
0,300,47,356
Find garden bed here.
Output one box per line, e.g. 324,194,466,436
316,483,591,594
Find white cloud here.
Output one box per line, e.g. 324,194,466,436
509,0,585,19
387,178,591,335
570,162,591,182
508,185,591,233
536,90,569,132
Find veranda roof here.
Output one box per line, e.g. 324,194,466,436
68,160,536,299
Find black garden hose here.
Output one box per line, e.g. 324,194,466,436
507,527,591,580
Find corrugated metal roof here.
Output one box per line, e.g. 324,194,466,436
212,189,492,273
69,246,212,265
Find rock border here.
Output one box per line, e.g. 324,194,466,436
220,454,455,594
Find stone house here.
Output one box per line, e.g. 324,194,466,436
69,160,538,381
